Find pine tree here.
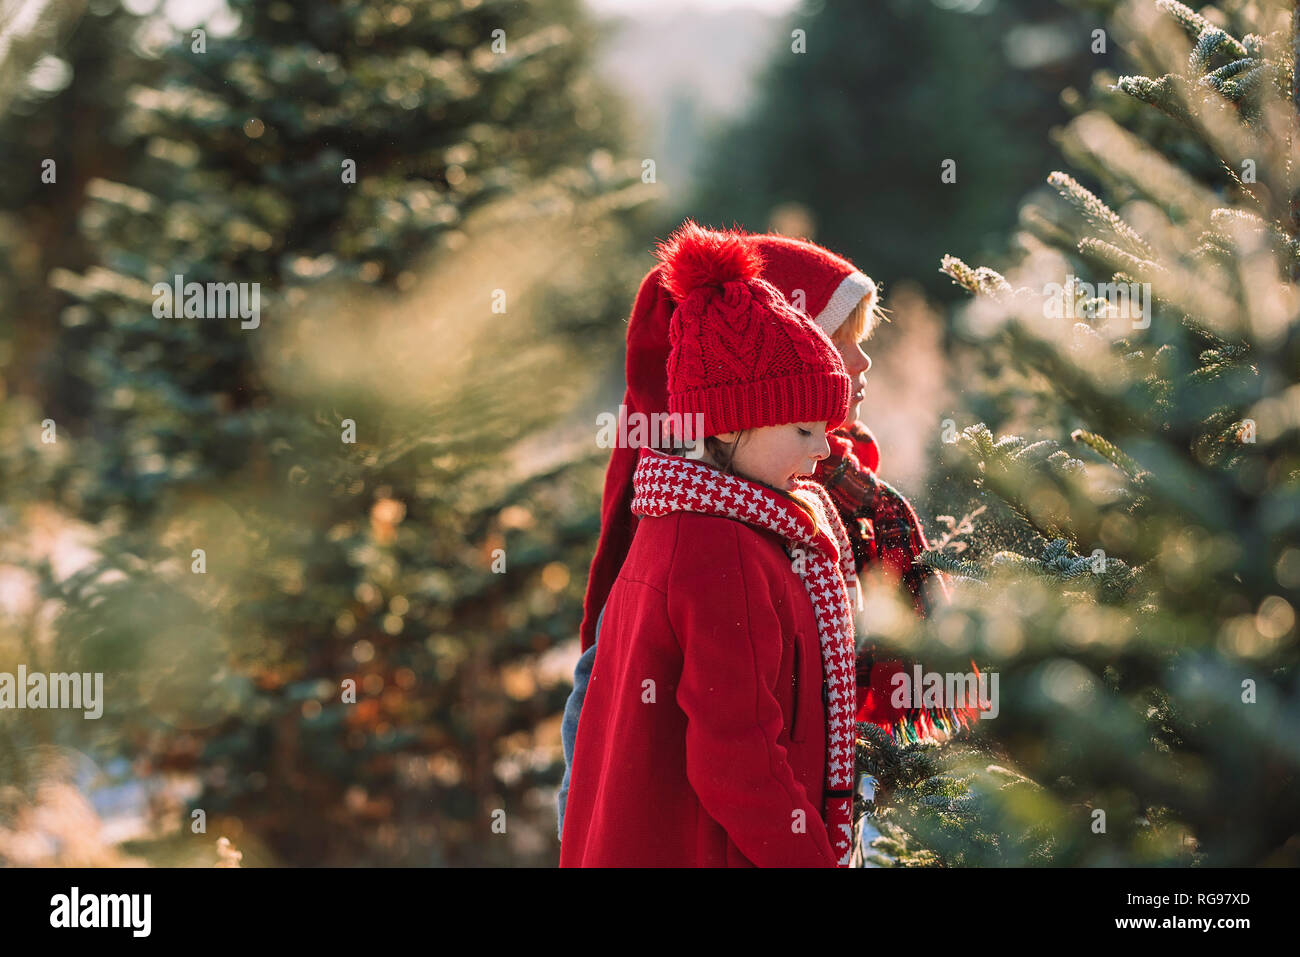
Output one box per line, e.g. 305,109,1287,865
689,0,1107,301
0,1,171,855
4,0,648,865
0,0,153,439
855,0,1300,866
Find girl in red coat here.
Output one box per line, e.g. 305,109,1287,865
558,230,982,847
559,221,860,867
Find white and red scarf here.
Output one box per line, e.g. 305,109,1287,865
630,446,859,867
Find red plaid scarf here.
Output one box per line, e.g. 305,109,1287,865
815,423,980,744
631,447,858,866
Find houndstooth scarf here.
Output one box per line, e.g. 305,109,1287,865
630,446,859,867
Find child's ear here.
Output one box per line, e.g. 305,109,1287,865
712,430,739,443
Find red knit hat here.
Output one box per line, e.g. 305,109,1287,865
656,220,850,437
578,226,879,653
745,232,880,337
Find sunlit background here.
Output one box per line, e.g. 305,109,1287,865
1,0,1296,867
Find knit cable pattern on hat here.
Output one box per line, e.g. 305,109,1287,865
655,221,850,437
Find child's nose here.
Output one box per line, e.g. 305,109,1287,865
813,434,830,461
851,344,871,375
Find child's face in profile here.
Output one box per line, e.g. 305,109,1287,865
714,422,832,492
830,326,871,429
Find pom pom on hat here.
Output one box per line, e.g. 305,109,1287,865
653,219,765,301
653,219,851,438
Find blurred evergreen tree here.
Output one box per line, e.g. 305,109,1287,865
0,0,156,834
853,0,1300,866
3,0,649,865
688,0,1107,304
0,0,153,420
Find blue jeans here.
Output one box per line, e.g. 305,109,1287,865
556,606,602,841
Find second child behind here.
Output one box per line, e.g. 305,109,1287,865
559,222,860,867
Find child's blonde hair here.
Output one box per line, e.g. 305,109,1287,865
833,288,890,345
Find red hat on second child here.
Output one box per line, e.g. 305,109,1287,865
578,223,880,653
745,232,880,338
656,220,850,438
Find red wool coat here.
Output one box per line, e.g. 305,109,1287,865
559,509,844,868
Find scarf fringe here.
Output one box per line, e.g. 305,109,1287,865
869,705,977,746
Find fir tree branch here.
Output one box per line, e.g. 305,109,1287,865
1190,28,1250,71
1070,428,1148,482
939,254,1012,298
915,549,988,581
1114,73,1197,126
1157,0,1247,57
1048,171,1154,260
